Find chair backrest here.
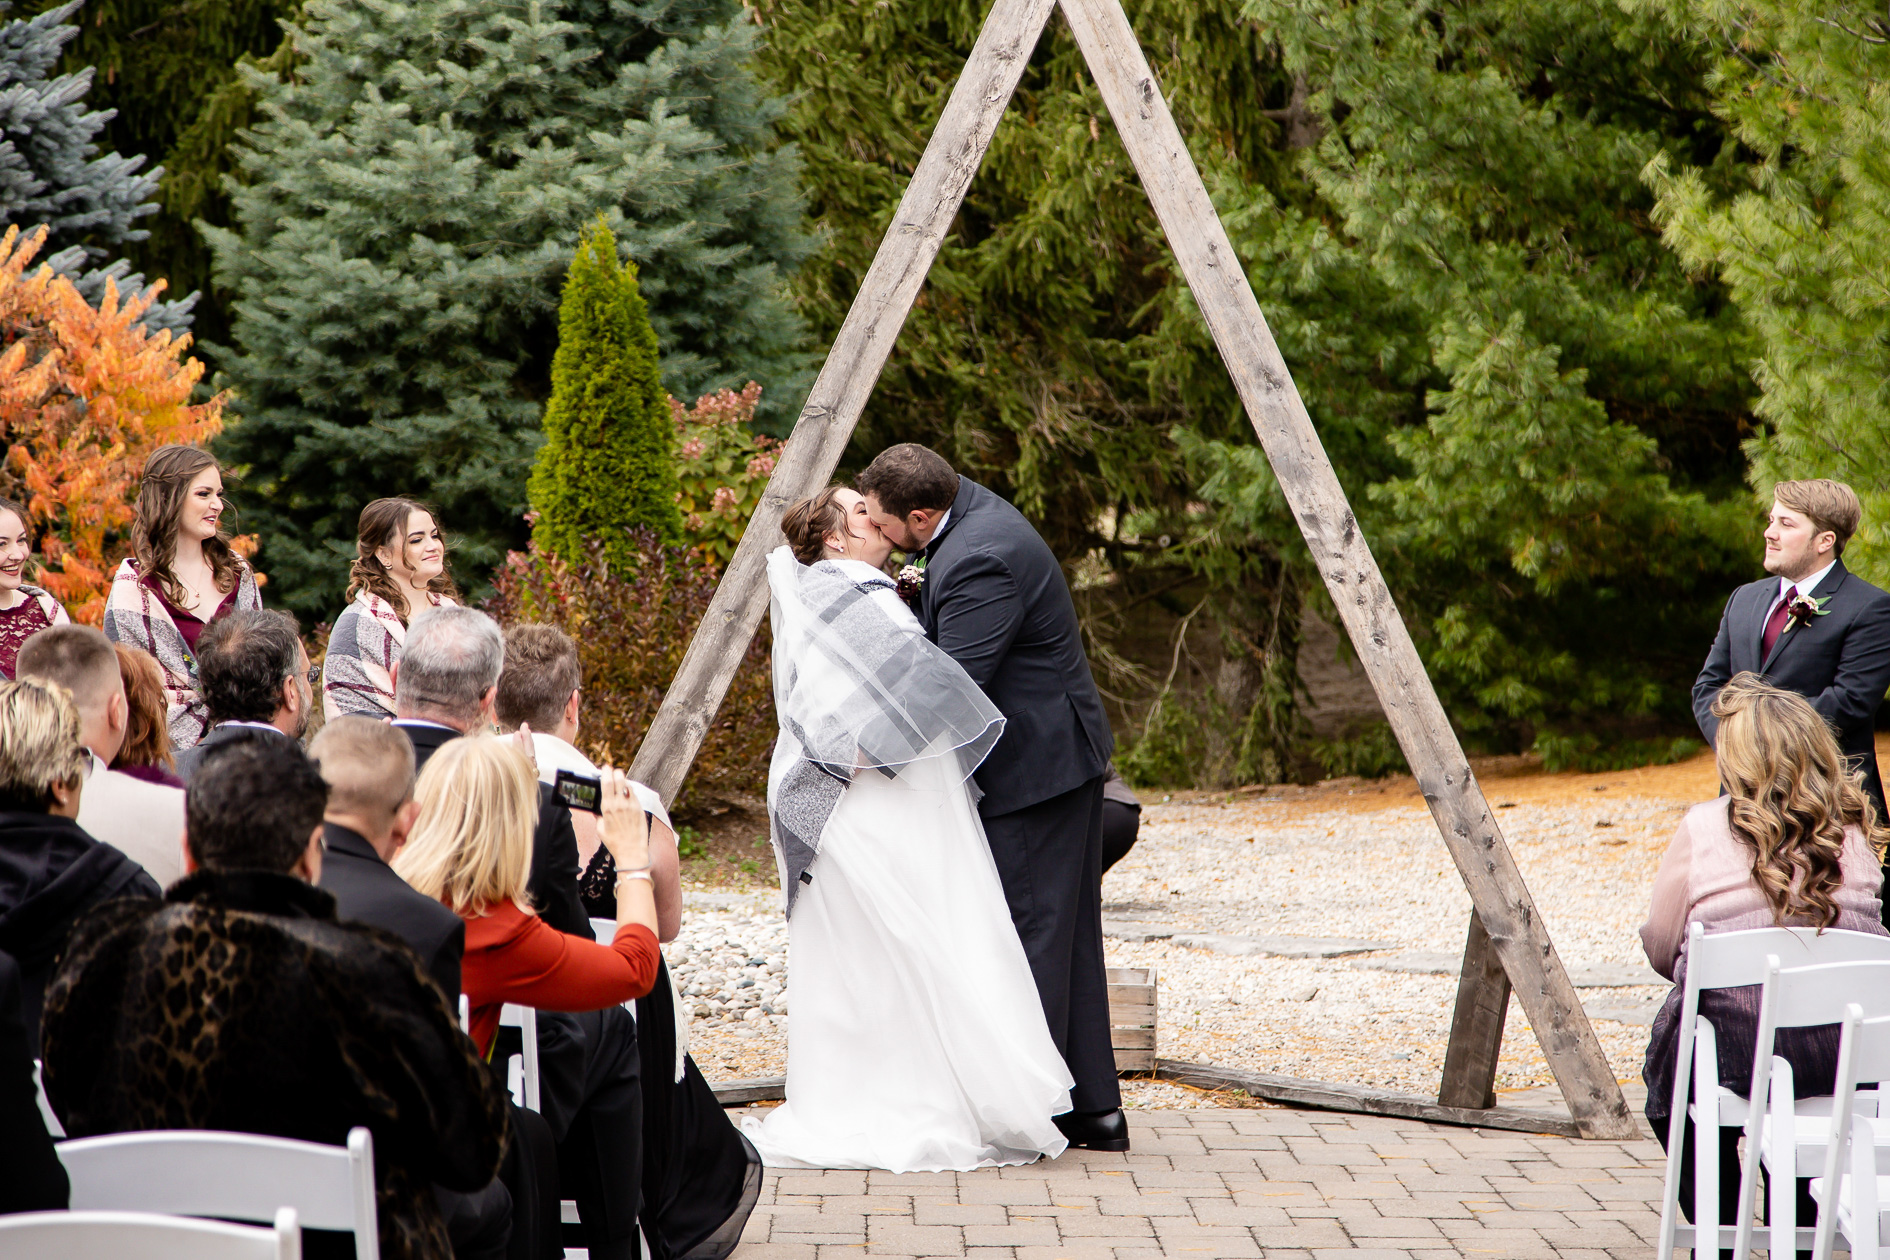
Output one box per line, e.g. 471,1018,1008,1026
60,1128,377,1260
1690,925,1890,991
0,1208,299,1260
499,1003,540,1112
31,1059,64,1138
1766,959,1890,1030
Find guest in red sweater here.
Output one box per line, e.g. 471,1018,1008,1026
396,735,659,1260
393,735,660,1052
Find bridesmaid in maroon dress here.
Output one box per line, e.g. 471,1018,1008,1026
0,497,69,680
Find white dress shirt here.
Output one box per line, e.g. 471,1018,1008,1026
528,732,671,830
1767,559,1839,623
78,752,186,888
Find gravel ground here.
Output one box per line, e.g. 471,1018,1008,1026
682,752,1723,1106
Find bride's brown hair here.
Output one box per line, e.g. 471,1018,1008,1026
1713,673,1888,928
780,487,849,566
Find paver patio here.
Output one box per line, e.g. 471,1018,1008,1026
730,1106,1667,1260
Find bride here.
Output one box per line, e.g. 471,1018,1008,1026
742,485,1073,1172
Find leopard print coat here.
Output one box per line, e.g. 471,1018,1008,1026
41,869,509,1260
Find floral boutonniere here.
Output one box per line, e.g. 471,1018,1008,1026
1785,591,1834,629
895,555,927,604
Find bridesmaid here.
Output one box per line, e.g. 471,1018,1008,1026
102,446,263,749
0,496,69,680
322,497,458,720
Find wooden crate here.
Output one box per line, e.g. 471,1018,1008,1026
1107,966,1156,1073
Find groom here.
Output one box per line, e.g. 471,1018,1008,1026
860,444,1127,1151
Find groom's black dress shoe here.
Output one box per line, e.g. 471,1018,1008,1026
1054,1108,1130,1152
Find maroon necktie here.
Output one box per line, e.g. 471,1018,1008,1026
1762,585,1798,659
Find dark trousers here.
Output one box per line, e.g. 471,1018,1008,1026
531,1007,643,1260
982,775,1121,1115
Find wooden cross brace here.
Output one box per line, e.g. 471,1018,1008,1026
627,0,1638,1140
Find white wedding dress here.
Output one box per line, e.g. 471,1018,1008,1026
744,554,1072,1172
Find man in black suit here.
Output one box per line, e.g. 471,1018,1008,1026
1694,479,1890,903
860,444,1125,1151
176,610,313,784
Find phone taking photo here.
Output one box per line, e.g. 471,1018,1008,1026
553,768,602,815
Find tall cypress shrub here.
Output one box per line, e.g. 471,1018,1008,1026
531,223,682,568
207,0,815,618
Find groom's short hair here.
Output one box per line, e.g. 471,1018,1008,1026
858,444,959,520
1774,479,1862,554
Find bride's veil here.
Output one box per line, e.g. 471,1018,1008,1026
765,546,1005,910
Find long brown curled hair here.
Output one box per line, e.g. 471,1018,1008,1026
346,497,459,623
780,487,849,566
1713,673,1888,928
111,643,175,772
131,446,241,606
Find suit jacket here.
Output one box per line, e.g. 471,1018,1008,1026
77,753,186,888
174,722,298,785
394,721,593,940
319,822,465,1000
919,477,1113,816
1694,558,1890,807
0,949,67,1213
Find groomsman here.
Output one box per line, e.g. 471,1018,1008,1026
1693,480,1890,907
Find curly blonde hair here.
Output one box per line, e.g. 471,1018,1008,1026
1713,673,1888,928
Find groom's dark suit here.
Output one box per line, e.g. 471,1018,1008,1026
919,476,1119,1115
1693,556,1890,827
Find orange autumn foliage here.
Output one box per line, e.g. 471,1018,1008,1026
0,225,233,624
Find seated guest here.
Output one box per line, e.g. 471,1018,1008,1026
103,446,263,749
396,737,658,1260
0,495,69,680
176,609,313,782
1100,765,1141,875
111,643,184,787
495,622,681,939
0,678,159,1049
325,498,459,720
1641,672,1889,1234
41,736,510,1260
16,627,188,886
392,607,589,937
0,949,67,1215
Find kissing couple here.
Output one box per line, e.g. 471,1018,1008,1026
743,444,1124,1172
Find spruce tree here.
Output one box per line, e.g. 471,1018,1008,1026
0,0,192,330
531,222,682,568
207,0,815,618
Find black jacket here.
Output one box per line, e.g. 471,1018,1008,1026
0,811,160,1050
1694,558,1890,808
920,477,1113,816
319,822,465,1000
42,870,508,1260
394,721,593,940
0,949,66,1214
174,722,300,785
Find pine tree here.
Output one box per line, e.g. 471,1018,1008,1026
206,0,815,618
1645,0,1890,577
531,222,682,568
0,0,193,331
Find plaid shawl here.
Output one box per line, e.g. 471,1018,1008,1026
102,558,262,750
322,589,457,721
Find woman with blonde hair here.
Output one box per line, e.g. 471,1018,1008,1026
102,446,262,748
1642,672,1889,1233
323,498,459,719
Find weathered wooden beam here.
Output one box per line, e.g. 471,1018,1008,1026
627,0,1060,801
1437,912,1511,1111
1056,0,1637,1141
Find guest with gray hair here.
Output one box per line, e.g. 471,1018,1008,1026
391,606,590,937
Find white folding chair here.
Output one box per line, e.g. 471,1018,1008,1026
1655,922,1890,1259
1735,958,1890,1258
59,1127,379,1260
0,1208,300,1260
500,1002,542,1112
30,1059,64,1137
1808,1008,1890,1258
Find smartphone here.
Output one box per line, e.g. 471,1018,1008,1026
553,768,602,814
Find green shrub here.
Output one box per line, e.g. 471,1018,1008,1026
1532,732,1703,775
1312,724,1409,781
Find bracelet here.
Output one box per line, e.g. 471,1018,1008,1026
616,868,653,885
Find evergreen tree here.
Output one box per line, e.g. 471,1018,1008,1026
531,222,682,568
207,0,815,618
1645,0,1890,577
0,0,192,330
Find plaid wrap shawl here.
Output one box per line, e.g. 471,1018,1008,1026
322,589,457,721
103,558,262,749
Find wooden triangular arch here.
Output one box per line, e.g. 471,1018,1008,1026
630,0,1638,1140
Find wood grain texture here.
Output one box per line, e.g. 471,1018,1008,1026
627,0,1059,801
1057,0,1636,1140
1437,912,1512,1111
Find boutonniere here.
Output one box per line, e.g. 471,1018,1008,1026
1785,592,1833,628
895,555,926,603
